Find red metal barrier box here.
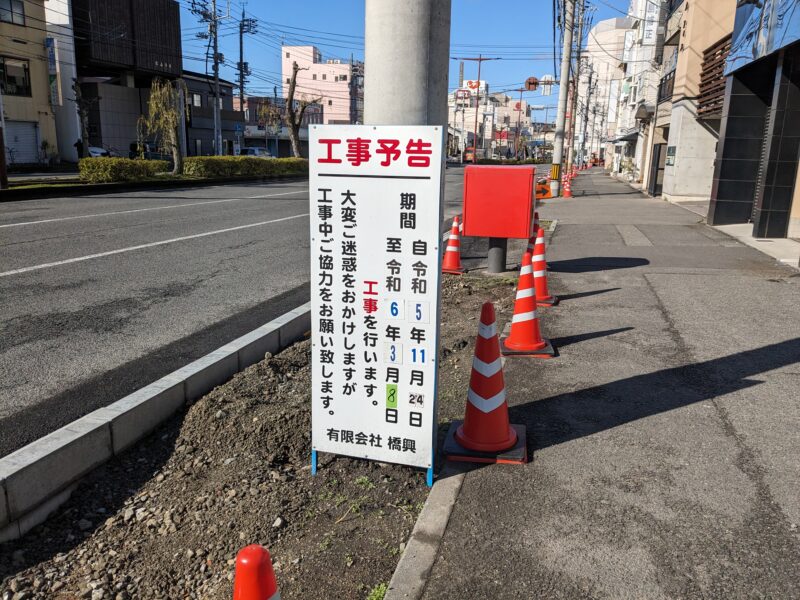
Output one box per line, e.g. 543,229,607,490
461,165,536,239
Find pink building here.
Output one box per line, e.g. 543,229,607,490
281,45,363,125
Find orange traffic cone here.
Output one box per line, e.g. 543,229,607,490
233,545,279,600
531,224,558,306
501,252,555,358
442,216,464,275
444,302,527,464
562,176,572,198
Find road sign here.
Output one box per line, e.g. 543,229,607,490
525,76,539,91
309,125,444,471
235,122,243,134
541,74,555,96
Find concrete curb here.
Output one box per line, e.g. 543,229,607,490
0,303,310,543
385,465,467,600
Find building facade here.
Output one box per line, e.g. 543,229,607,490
708,0,800,239
281,45,363,125
1,0,59,166
66,0,182,158
183,71,244,157
577,17,630,169
647,0,735,199
234,95,322,157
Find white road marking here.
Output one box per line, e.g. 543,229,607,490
0,213,309,278
0,189,308,229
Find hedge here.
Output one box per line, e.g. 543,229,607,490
475,158,541,165
182,156,309,178
79,158,170,183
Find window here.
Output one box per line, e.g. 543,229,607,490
312,74,317,80
328,99,332,106
195,139,202,156
191,93,202,107
286,78,290,84
285,52,290,58
0,56,31,96
340,74,347,82
322,74,326,80
0,0,25,25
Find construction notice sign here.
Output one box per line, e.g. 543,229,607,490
310,125,444,469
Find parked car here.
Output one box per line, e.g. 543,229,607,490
239,147,273,158
87,146,110,158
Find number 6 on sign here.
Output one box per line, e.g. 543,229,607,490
387,299,405,320
407,300,429,323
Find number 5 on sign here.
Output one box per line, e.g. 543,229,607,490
407,301,429,323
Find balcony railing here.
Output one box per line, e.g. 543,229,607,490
698,34,732,119
657,70,675,104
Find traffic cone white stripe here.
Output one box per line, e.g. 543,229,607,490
535,236,545,244
445,246,459,252
478,321,497,339
512,310,537,323
449,234,459,240
467,387,507,414
532,253,545,262
516,288,534,299
471,356,503,377
533,269,547,278
520,265,533,275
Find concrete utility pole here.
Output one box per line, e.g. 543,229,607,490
212,0,223,155
0,88,8,189
550,0,576,197
579,67,594,167
364,0,451,127
566,0,586,173
238,6,257,112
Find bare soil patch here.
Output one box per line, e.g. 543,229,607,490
1,275,516,600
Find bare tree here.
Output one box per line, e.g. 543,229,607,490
144,78,186,175
284,61,320,158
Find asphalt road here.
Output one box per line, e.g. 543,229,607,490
0,166,477,456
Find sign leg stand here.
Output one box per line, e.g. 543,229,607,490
426,466,434,488
311,449,318,476
488,237,508,273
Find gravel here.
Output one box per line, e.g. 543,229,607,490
0,275,517,599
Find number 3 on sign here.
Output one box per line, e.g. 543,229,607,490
385,342,403,364
387,299,405,320
407,301,429,323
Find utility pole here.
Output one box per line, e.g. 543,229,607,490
212,0,222,154
190,0,230,155
364,0,451,127
453,56,499,163
550,0,575,197
0,87,8,189
515,88,524,159
238,6,257,111
579,66,594,167
566,0,586,173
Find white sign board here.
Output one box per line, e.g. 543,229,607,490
310,125,444,469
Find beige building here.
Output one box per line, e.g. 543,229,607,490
1,0,59,165
647,0,736,199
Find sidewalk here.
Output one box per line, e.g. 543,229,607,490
418,171,800,598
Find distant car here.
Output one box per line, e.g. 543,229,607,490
128,142,172,162
87,146,110,158
239,147,273,158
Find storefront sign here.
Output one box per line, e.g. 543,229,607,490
309,125,444,470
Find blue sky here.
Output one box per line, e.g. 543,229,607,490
180,0,630,110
